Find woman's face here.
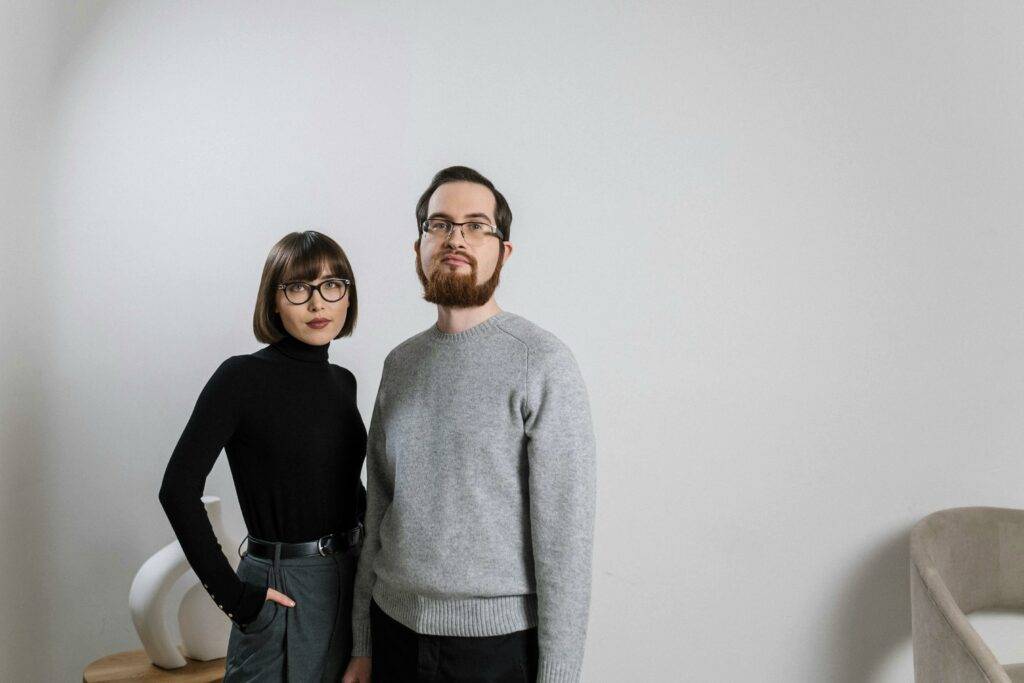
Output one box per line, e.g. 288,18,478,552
274,265,349,345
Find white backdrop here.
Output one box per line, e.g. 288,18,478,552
3,1,1024,680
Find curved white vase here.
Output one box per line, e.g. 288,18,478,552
129,495,243,668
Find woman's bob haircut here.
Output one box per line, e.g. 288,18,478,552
253,230,358,343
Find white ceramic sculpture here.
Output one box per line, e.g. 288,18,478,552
130,495,243,668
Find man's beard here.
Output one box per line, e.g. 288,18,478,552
415,242,504,308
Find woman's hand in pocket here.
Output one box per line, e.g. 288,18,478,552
266,587,295,607
342,655,371,682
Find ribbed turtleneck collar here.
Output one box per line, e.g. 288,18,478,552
270,327,330,363
426,310,511,343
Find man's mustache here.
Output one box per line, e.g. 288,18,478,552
435,250,475,267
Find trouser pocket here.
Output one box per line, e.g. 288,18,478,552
224,561,284,681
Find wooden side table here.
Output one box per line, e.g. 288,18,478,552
83,646,225,682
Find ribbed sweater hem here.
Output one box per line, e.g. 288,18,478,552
372,578,539,636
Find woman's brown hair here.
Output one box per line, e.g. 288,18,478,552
253,231,358,343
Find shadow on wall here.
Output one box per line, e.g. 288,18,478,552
823,527,911,682
49,0,112,96
0,5,115,681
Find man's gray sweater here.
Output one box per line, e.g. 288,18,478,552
350,310,597,682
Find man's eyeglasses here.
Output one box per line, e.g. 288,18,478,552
420,219,505,246
276,278,350,305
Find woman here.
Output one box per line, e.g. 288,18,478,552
158,230,367,681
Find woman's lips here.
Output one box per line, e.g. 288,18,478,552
307,320,330,329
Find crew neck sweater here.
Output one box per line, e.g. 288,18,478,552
158,328,367,629
350,310,597,683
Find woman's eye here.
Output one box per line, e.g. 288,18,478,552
287,283,307,293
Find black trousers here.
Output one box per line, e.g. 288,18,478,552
369,598,539,683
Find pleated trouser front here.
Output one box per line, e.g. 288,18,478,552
223,542,358,682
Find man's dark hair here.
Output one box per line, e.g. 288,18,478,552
415,166,512,242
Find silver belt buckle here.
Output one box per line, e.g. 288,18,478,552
317,534,333,557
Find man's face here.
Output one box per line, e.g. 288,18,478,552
415,181,510,307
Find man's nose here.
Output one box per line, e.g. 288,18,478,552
445,224,468,246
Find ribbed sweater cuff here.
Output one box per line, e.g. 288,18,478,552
351,617,372,656
538,658,583,683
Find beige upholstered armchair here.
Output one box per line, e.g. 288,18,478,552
910,507,1024,682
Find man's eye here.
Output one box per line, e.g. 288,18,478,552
467,223,485,231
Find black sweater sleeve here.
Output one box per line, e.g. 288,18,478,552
356,479,367,525
343,367,368,527
158,357,267,628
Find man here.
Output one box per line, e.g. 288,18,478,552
343,166,597,683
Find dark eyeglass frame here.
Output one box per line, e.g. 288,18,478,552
276,278,351,305
419,219,505,242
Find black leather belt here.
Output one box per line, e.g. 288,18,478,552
243,522,363,560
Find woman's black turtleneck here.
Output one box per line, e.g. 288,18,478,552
158,327,367,628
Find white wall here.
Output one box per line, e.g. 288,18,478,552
3,1,1024,680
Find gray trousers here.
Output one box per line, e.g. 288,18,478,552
224,542,358,682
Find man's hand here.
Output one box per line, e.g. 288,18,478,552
342,655,371,683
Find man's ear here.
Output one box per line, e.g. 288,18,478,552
502,241,514,261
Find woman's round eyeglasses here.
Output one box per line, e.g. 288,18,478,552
276,278,350,305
